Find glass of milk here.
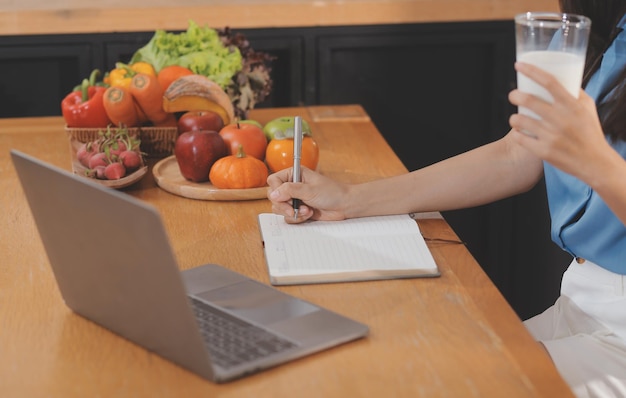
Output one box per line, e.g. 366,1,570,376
515,12,591,119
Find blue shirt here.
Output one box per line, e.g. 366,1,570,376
543,15,626,274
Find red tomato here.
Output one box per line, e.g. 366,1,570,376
265,136,319,173
219,122,267,161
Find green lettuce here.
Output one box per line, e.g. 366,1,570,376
129,20,242,88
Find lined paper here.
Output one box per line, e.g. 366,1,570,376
258,213,440,284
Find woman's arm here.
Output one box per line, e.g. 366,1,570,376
345,131,544,218
268,130,545,221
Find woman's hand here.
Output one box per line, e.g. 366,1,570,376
508,61,612,184
509,61,626,226
267,167,350,223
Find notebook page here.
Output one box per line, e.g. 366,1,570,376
258,213,438,277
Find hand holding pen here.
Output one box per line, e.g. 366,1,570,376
292,116,303,219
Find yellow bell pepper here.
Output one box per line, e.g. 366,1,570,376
104,61,156,89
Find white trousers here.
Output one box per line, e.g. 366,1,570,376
524,259,626,398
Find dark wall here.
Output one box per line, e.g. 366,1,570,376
0,21,570,320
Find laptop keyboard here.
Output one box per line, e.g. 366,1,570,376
189,296,297,369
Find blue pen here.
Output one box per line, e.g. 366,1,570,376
292,116,303,220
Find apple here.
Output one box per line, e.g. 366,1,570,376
219,122,268,161
177,110,225,134
262,116,312,141
238,119,263,129
174,130,227,182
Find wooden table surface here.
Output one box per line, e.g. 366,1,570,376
1,0,559,36
0,105,573,397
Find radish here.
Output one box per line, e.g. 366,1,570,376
88,152,109,169
104,162,126,180
109,139,128,157
77,126,142,182
93,165,107,179
76,142,98,167
119,150,142,171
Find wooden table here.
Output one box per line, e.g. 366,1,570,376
0,105,573,397
1,0,559,36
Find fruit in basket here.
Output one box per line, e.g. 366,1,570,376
162,75,235,125
219,122,267,161
263,116,312,141
177,110,224,134
157,65,194,92
209,146,269,189
174,130,227,182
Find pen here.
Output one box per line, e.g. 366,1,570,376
292,116,303,220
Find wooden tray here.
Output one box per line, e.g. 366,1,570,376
152,156,268,201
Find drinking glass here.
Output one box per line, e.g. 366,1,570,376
515,12,591,119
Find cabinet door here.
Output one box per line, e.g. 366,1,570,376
316,21,515,170
0,40,92,117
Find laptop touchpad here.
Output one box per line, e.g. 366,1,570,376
195,281,318,326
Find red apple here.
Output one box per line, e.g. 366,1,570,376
174,130,227,182
177,110,225,134
219,122,268,161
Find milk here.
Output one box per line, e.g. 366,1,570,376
516,50,585,119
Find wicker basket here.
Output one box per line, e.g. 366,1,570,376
65,126,178,158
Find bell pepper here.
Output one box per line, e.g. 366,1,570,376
104,61,156,89
61,70,111,128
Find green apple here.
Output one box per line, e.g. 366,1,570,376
238,119,263,129
262,116,312,141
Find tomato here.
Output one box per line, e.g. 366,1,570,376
219,122,267,161
265,136,319,173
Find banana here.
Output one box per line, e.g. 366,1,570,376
162,75,235,125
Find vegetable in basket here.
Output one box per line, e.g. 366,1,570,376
105,61,156,89
129,20,274,119
61,69,111,128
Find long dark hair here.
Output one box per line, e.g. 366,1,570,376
560,0,626,140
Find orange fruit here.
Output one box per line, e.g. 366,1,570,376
265,136,319,173
157,65,194,92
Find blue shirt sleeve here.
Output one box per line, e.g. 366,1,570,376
543,15,626,274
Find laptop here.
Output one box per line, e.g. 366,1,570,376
10,149,368,383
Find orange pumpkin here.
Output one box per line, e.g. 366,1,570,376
265,136,319,173
209,145,269,189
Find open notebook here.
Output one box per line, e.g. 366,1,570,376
258,213,440,285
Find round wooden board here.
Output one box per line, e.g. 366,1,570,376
152,156,269,201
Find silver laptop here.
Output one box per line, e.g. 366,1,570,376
10,149,368,383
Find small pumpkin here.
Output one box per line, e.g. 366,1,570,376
209,145,269,189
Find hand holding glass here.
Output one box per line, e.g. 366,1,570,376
515,12,591,119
